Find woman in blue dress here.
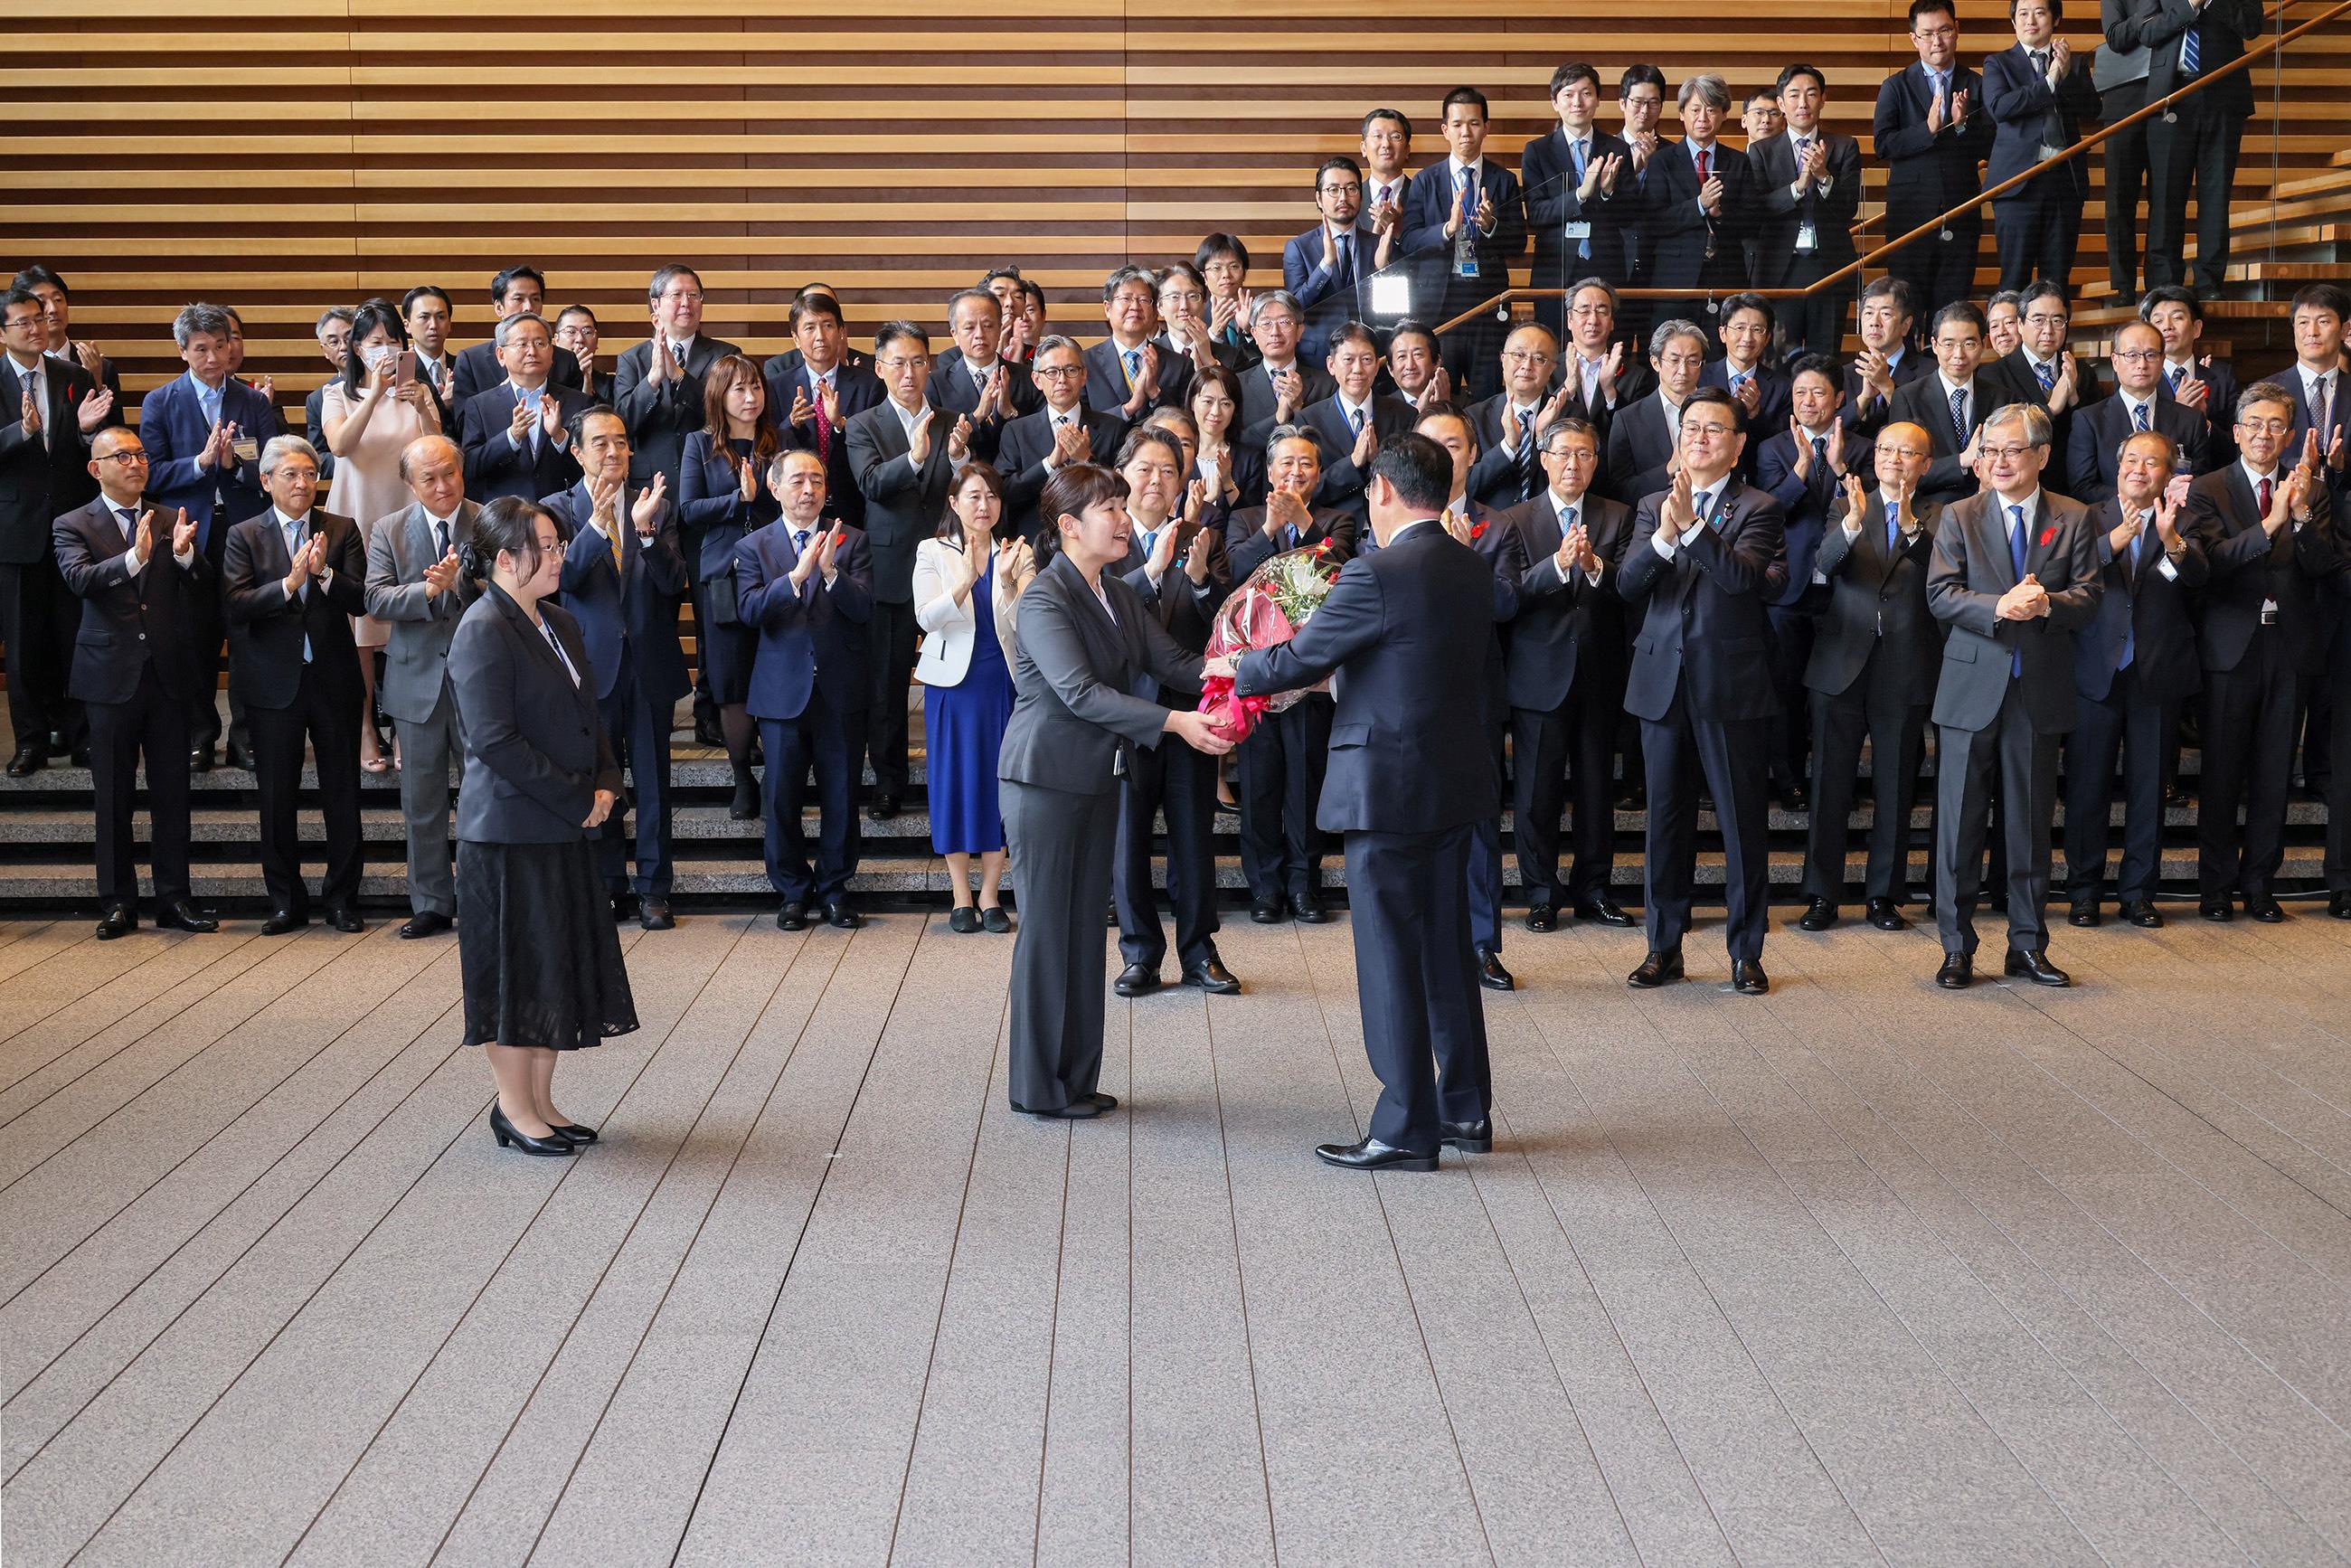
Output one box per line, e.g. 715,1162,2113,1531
912,462,1036,930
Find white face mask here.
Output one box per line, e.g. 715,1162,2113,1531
362,342,399,371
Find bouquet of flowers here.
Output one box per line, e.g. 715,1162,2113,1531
1196,541,1341,741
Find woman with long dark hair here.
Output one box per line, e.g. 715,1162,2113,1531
996,465,1233,1117
445,496,638,1156
677,354,782,817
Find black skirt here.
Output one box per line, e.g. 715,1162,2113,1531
457,837,640,1050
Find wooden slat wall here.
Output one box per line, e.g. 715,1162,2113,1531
7,0,2343,408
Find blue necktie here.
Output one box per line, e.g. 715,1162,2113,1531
1949,386,1969,448
2035,359,2056,393
2120,526,2140,669
1569,140,1591,257
284,517,313,663
1139,527,1157,562
1284,523,1300,549
1884,499,1900,555
793,528,811,592
2007,505,2027,675
1811,435,1827,478
1122,349,1140,387
2183,23,2201,72
2133,401,2150,432
1335,233,1354,282
2167,363,2185,392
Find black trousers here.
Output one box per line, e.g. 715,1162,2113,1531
2147,95,2248,296
1780,250,1853,357
760,694,866,906
1803,658,1928,904
248,665,364,915
867,597,918,797
88,663,193,910
598,666,675,897
2101,80,2152,298
1640,697,1771,962
189,517,245,751
1934,688,2059,956
2326,642,2351,893
1346,822,1488,1154
0,553,82,751
2198,631,2300,899
1511,686,1617,910
1236,694,1330,903
1885,211,1981,326
1113,727,1221,971
1993,185,2082,295
2063,666,2176,907
1003,779,1118,1113
1764,605,1815,796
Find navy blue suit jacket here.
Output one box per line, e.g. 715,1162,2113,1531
543,481,690,704
138,373,279,550
458,382,591,503
733,517,873,722
1521,127,1637,289
1637,138,1753,295
1982,43,2102,199
770,360,885,529
1618,481,1790,722
1754,429,1840,607
1398,158,1526,311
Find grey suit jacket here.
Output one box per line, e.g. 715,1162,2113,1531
364,498,483,723
1926,487,2102,733
996,552,1203,797
1806,490,1944,704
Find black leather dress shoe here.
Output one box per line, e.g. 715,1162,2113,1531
1627,949,1684,987
260,907,307,936
6,743,42,778
399,909,452,940
1086,1091,1119,1112
1865,897,1909,931
1572,896,1635,928
1248,899,1282,924
823,901,862,930
2068,904,2101,929
1476,947,1515,991
1779,781,1810,813
224,737,255,771
1797,896,1837,931
326,905,365,934
1524,903,1558,933
776,901,808,930
1440,1119,1493,1154
552,1122,599,1144
2244,893,2286,923
2120,898,2163,929
44,729,69,758
1114,962,1160,997
489,1102,574,1157
1731,959,1770,996
1936,951,1973,989
866,792,899,822
2332,891,2351,921
2004,947,2071,987
69,745,89,769
1012,1097,1106,1119
2165,783,2190,808
1289,892,1328,924
1315,1137,1438,1172
2199,896,2233,922
1181,957,1242,994
639,897,675,930
95,905,136,940
610,892,641,922
188,743,215,773
155,900,219,934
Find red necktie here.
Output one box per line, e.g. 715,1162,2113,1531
1695,145,1711,184
2257,477,2271,516
812,378,833,461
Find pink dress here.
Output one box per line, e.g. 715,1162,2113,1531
322,381,441,647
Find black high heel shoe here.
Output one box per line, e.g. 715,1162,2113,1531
489,1102,575,1156
552,1123,598,1144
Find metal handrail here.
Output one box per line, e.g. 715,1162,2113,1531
1430,0,2350,332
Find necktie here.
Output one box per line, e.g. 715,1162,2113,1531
793,527,812,590
1139,527,1157,562
116,505,137,549
1811,435,1827,477
1335,233,1354,282
2183,22,2201,71
2032,48,2049,74
285,517,313,662
2121,524,2141,669
2035,358,2056,393
1284,522,1300,549
1122,348,1141,388
1570,141,1592,257
1516,410,1538,501
519,386,543,452
1884,499,1899,554
1695,144,1711,184
1691,493,1713,547
2167,363,2185,392
2311,375,2332,437
431,516,448,558
1560,505,1578,571
2132,401,2151,433
2007,505,2027,675
1349,405,1365,437
812,376,834,461
2257,477,2272,516
1377,183,1393,207
1950,385,1969,448
607,517,622,574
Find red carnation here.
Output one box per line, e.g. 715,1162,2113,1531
2038,525,2056,548
1470,522,1489,540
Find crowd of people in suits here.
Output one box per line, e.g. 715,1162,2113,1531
2,0,2345,1016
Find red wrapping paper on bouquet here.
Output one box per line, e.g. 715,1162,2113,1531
1197,541,1341,741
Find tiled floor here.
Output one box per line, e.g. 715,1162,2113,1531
4,903,2349,1566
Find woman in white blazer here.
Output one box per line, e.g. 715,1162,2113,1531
913,462,1036,930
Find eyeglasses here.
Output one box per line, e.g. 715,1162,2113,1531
1500,349,1553,365
1683,422,1738,440
1318,182,1363,196
877,354,931,371
95,450,149,466
657,289,703,304
1034,364,1083,380
1979,444,2035,462
2239,417,2293,434
1567,304,1611,319
2113,349,2161,363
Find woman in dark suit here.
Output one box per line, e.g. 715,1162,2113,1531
997,465,1234,1118
1185,363,1264,517
446,496,639,1157
677,354,781,817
